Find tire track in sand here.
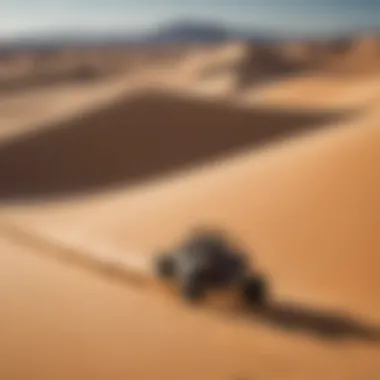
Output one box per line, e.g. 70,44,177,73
0,219,155,290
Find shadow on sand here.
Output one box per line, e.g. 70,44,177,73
8,216,377,344
0,91,347,202
155,276,380,343
209,299,380,343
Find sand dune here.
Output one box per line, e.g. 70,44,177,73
0,45,189,94
1,108,380,379
1,41,380,379
2,35,379,97
324,35,380,75
243,73,380,109
3,100,379,313
176,35,380,93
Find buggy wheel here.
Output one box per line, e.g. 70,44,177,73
154,254,175,278
180,274,205,302
240,274,268,306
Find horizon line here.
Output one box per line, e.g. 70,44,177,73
1,18,379,43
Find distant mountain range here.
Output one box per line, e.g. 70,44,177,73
1,20,378,49
138,21,282,44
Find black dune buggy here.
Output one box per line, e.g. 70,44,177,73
153,229,269,305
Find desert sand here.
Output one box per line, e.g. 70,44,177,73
1,38,380,380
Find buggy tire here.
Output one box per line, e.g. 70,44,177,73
154,254,175,278
240,274,268,306
180,275,205,302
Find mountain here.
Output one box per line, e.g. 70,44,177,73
1,21,289,49
2,20,378,49
141,21,231,44
140,20,293,44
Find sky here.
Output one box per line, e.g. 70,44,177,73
1,0,379,39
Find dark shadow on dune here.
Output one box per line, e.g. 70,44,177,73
235,47,310,90
217,300,380,343
0,91,347,202
199,44,312,90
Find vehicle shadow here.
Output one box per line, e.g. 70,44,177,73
156,276,380,343
215,299,380,343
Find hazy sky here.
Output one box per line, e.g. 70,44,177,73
1,0,379,39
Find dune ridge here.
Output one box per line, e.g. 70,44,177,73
1,35,379,97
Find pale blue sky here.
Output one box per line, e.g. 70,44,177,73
1,1,379,39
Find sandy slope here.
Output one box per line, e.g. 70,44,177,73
0,72,156,143
241,73,380,109
2,234,380,380
1,43,380,379
2,97,379,316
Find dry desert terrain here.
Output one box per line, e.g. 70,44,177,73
0,37,380,380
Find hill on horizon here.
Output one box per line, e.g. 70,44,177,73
3,19,378,49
